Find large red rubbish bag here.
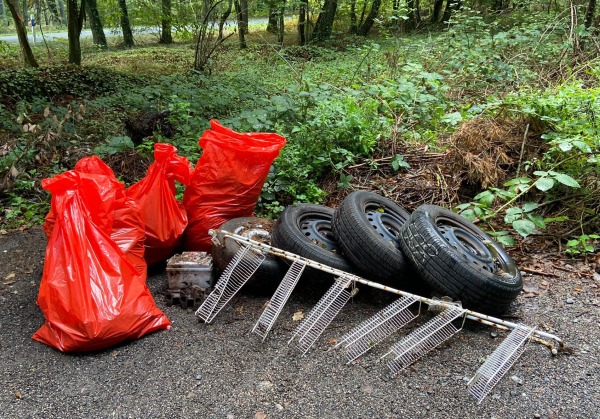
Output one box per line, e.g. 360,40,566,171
43,156,147,275
33,170,170,352
126,143,193,265
182,120,286,251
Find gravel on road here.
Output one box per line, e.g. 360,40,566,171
1,228,598,418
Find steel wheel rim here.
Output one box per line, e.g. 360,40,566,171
365,204,407,250
436,216,512,277
299,213,339,252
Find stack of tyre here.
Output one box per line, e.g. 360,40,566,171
212,191,523,314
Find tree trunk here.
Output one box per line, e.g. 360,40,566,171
46,0,61,24
233,0,246,48
442,0,461,23
266,0,277,33
85,0,107,47
431,0,443,23
218,0,233,41
349,0,357,34
311,0,337,41
66,0,85,65
277,0,285,44
406,0,420,29
6,0,39,67
57,0,65,24
585,0,596,30
240,0,248,34
43,1,49,25
160,0,172,44
0,1,6,27
298,0,306,45
357,0,381,36
118,0,134,47
21,0,25,19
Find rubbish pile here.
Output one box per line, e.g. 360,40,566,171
34,120,285,352
33,119,562,403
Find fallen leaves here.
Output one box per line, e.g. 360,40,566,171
254,412,267,419
292,311,304,322
3,272,16,285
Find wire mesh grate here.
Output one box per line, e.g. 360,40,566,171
252,260,306,341
337,296,419,363
385,306,465,375
468,324,535,404
289,277,354,355
195,245,265,323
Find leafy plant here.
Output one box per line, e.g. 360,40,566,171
565,234,600,256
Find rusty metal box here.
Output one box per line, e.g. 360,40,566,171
166,252,214,308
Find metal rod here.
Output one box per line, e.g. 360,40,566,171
211,230,564,352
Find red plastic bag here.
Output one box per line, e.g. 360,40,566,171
126,143,193,265
43,156,147,275
182,120,286,251
33,170,170,352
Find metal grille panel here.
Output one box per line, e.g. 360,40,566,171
468,325,535,403
195,246,265,323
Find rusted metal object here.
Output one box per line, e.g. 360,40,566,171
165,252,214,309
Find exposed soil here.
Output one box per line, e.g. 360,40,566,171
0,227,598,418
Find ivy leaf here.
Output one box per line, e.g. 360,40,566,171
553,173,580,188
512,219,536,237
535,177,554,191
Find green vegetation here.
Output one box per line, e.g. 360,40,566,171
1,2,599,255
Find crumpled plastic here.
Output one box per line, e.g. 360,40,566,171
33,169,170,352
43,156,146,275
126,143,193,265
182,120,286,251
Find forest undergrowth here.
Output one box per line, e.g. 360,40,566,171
1,8,599,256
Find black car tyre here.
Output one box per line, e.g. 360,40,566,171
398,205,522,314
332,191,413,284
271,204,354,274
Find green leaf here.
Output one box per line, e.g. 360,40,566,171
544,215,569,223
503,177,532,187
553,173,580,188
504,207,523,224
522,202,539,212
496,234,515,247
461,209,476,221
455,203,471,211
441,111,463,126
512,219,536,237
391,154,411,171
535,177,554,191
526,213,546,229
533,170,548,177
474,190,494,206
488,231,515,247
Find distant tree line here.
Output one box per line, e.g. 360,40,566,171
2,0,599,67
